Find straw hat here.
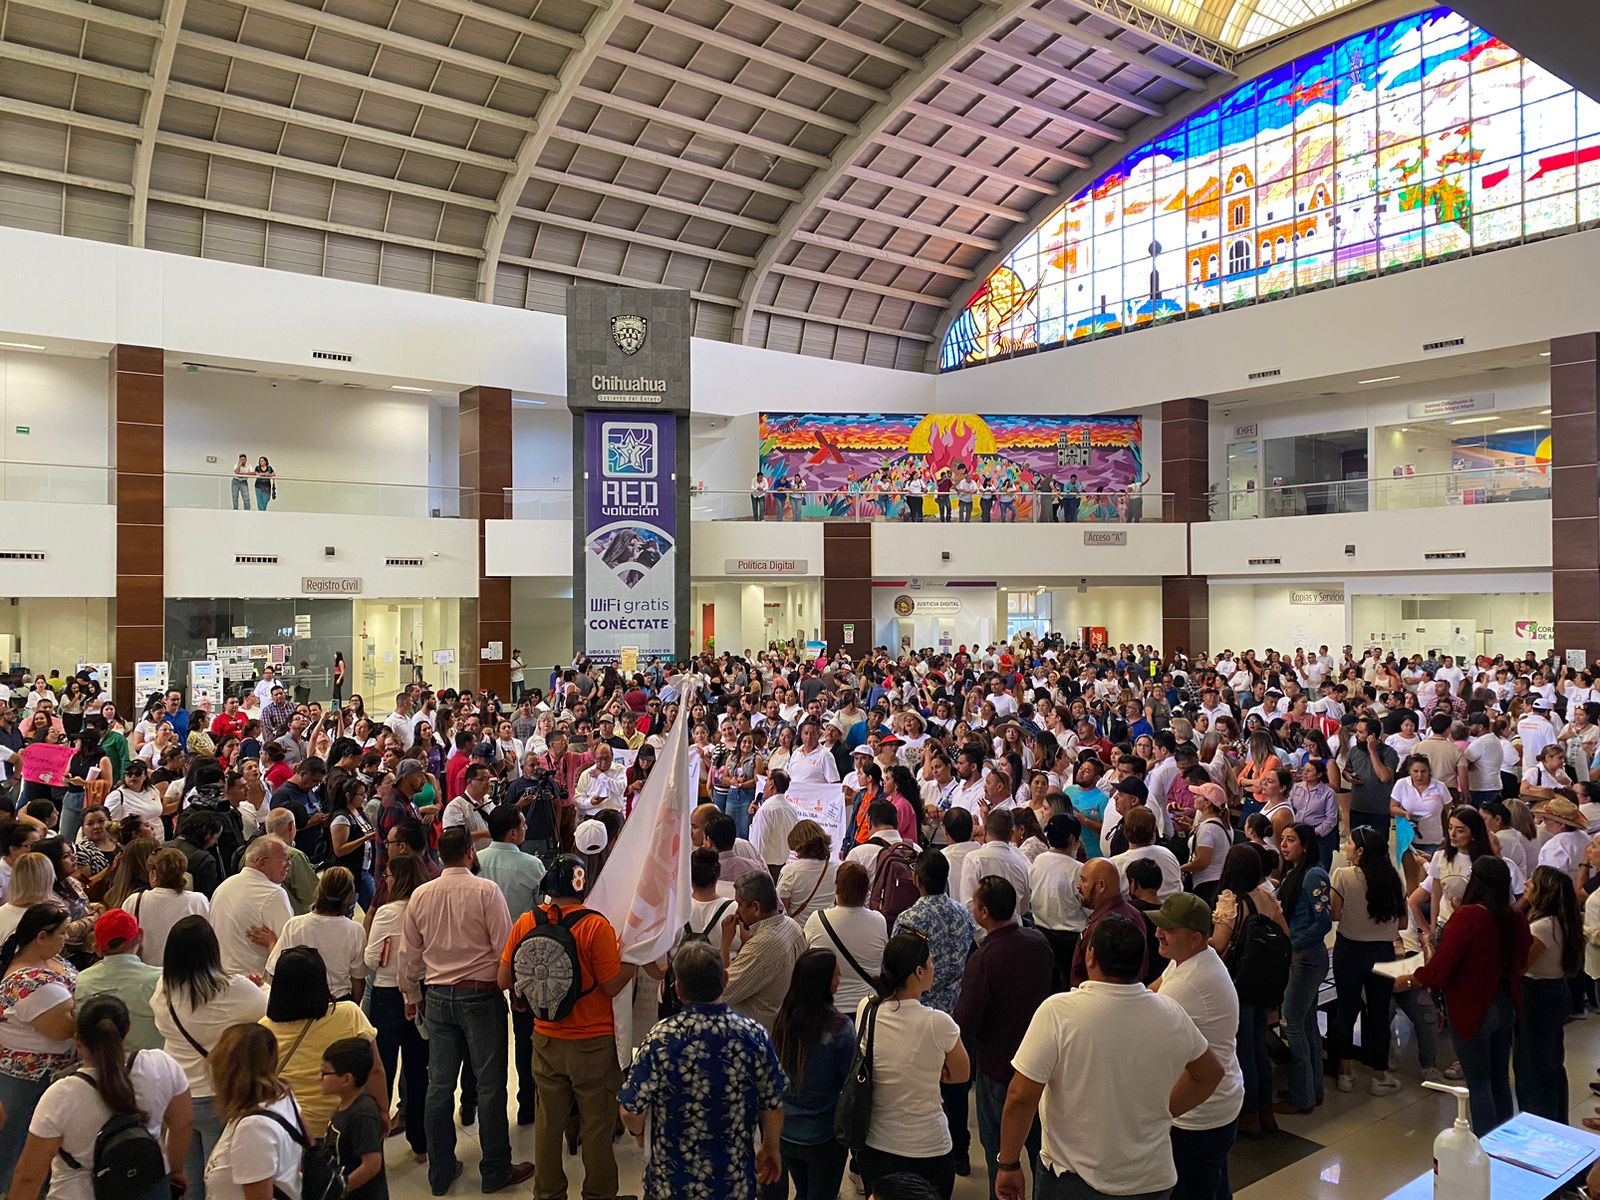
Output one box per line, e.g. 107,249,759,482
1534,798,1587,830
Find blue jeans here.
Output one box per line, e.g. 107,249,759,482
1393,989,1440,1069
1452,985,1514,1135
975,1069,1040,1200
372,985,430,1157
1514,976,1568,1123
1170,1119,1235,1200
781,1137,848,1200
1470,790,1501,808
61,788,85,844
0,1071,51,1192
231,477,249,509
185,1092,225,1200
1236,1004,1272,1118
1282,943,1328,1109
354,867,375,911
725,786,755,841
423,985,511,1192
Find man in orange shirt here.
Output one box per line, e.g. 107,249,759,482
498,855,637,1200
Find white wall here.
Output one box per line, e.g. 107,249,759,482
1209,584,1350,654
1050,586,1163,647
0,351,109,469
485,520,572,577
871,520,1188,579
512,407,573,493
689,519,824,577
690,414,758,496
1190,502,1552,577
0,502,116,595
935,231,1600,414
165,509,479,598
0,598,111,674
872,586,998,652
1349,590,1552,660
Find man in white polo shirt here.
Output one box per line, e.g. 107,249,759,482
996,915,1221,1200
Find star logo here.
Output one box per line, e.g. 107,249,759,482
603,422,656,477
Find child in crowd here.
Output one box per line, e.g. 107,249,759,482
321,1036,389,1200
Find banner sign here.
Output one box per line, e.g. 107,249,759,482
784,779,848,854
583,410,676,660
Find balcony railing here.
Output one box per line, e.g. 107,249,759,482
504,487,1174,522
0,462,113,504
1222,466,1551,520
166,472,475,519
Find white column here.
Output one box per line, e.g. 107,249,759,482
740,583,765,657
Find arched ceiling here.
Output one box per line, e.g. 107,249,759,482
0,0,1372,368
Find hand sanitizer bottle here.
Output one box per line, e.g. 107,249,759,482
1422,1080,1489,1200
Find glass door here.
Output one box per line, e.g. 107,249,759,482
1226,440,1259,519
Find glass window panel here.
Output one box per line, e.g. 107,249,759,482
1525,148,1580,200
1522,61,1571,105
1422,72,1471,133
1472,204,1522,247
1335,31,1377,106
1336,108,1378,161
1473,156,1522,217
1472,59,1522,116
1526,191,1576,237
1525,94,1577,153
1579,185,1600,225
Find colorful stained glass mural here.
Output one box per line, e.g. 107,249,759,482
758,413,1141,520
940,8,1600,370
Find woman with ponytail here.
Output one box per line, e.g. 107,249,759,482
1330,825,1408,1096
0,904,77,1191
850,930,969,1200
9,994,193,1200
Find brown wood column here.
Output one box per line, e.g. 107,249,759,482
111,345,164,714
1162,396,1209,657
1552,333,1600,664
460,385,512,698
822,523,873,658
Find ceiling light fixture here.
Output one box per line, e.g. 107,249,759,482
1493,424,1547,434
0,341,46,352
1446,416,1498,425
1539,351,1551,357
388,385,434,394
1358,375,1401,385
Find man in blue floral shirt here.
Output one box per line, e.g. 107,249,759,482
619,940,786,1200
893,848,980,1175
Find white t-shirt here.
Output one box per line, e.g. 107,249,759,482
124,888,211,967
1112,845,1184,900
205,1093,305,1200
150,975,270,1096
0,902,28,944
1464,734,1503,792
106,785,163,824
1390,778,1448,844
1426,850,1475,925
1012,981,1208,1194
1495,827,1534,877
1029,851,1088,933
210,868,294,977
29,1048,190,1200
853,996,960,1157
442,796,492,842
776,858,836,925
1156,948,1244,1131
1189,819,1232,886
960,841,1033,916
750,796,801,868
266,912,368,998
805,905,887,1013
786,745,840,785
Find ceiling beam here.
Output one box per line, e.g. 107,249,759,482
164,81,519,172
853,0,960,38
231,0,559,94
147,190,484,256
514,207,756,267
839,163,1030,222
498,254,739,307
755,303,934,342
1019,5,1207,89
0,38,153,88
768,262,946,306
717,0,921,71
1051,0,1234,73
940,70,1126,141
131,0,188,248
624,5,890,104
871,132,1059,194
977,34,1164,115
521,167,779,234
403,0,587,52
547,127,803,201
157,132,500,210
478,0,634,304
901,99,1090,167
178,30,537,131
595,44,858,137
790,228,971,278
0,159,133,194
6,0,162,38
2,96,141,139
814,196,1000,250
572,85,832,169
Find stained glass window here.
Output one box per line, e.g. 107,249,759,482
939,9,1600,371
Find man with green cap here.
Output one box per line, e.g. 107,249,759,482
1151,892,1244,1200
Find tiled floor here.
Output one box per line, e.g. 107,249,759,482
381,990,1600,1200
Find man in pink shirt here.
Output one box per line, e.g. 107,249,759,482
538,730,593,852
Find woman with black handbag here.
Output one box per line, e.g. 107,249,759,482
840,931,969,1200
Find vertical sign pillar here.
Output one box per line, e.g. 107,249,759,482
1162,396,1210,658
1551,333,1600,665
822,524,873,658
460,385,513,697
568,287,691,664
111,345,165,715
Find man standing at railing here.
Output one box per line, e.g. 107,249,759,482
1063,474,1082,523
749,471,768,521
231,454,251,509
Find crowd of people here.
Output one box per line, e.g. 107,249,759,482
1,637,1600,1200
749,466,1152,524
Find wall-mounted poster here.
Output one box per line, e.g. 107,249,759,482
758,413,1142,521
583,410,676,660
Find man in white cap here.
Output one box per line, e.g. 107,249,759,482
1519,698,1559,772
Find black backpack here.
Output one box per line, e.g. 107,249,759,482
58,1053,166,1200
1226,892,1293,1009
659,900,733,1018
252,1103,346,1200
511,904,605,1022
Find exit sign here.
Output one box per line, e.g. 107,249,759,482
14,426,28,435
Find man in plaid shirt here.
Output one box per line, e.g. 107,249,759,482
260,683,296,742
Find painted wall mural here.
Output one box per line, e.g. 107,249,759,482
941,8,1600,370
758,413,1142,519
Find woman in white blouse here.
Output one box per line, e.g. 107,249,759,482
363,855,428,1162
267,867,367,1002
776,820,837,925
1389,756,1449,855
125,846,210,967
